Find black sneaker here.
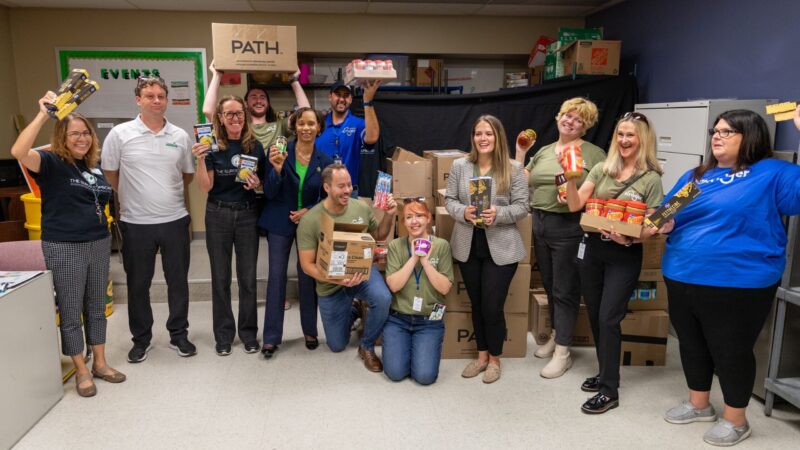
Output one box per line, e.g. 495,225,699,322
243,341,259,354
127,343,152,363
261,345,278,359
581,375,601,392
581,393,619,414
215,343,232,356
169,338,197,357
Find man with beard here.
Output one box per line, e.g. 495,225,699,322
297,163,395,372
316,80,381,195
203,62,310,149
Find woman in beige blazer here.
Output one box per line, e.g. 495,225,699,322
445,114,529,383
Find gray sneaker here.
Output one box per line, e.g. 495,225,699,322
703,419,751,446
664,400,717,424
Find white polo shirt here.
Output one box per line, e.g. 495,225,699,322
101,115,195,224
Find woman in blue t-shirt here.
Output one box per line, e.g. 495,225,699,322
193,95,265,356
11,91,126,397
257,107,334,358
652,109,800,447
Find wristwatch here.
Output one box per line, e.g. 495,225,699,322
288,75,300,83
362,101,374,107
624,238,633,247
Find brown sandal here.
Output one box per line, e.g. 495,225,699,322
92,366,127,383
76,372,97,397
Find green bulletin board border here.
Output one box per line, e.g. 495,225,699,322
56,48,206,123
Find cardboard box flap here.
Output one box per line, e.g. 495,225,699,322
391,147,426,163
319,210,369,234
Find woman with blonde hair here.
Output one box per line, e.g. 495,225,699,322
516,97,606,379
193,94,265,356
564,112,664,413
445,114,529,383
11,91,125,397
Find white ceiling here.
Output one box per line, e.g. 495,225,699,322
0,0,624,17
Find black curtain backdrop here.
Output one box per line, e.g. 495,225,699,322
353,75,638,197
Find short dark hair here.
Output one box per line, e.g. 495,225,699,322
288,107,326,136
321,163,348,186
693,109,772,180
135,76,168,97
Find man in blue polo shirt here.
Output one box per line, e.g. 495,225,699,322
317,79,381,195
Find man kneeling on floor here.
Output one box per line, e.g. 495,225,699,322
297,163,395,372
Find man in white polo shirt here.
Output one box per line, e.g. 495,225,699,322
102,76,196,363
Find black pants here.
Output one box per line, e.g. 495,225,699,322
665,277,777,408
120,215,191,345
580,234,642,398
205,202,259,346
458,228,518,356
532,209,583,346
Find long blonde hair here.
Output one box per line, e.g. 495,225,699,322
213,95,257,154
52,113,100,168
467,115,512,194
603,113,662,177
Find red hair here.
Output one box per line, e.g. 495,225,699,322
402,200,431,219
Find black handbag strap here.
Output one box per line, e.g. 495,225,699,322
611,170,649,200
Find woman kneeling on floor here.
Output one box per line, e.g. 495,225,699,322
11,91,126,397
383,198,454,385
564,112,664,414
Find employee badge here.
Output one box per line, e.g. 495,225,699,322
429,303,445,321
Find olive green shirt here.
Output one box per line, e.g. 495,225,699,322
251,118,289,150
386,236,454,316
297,198,378,296
526,141,606,213
586,165,665,208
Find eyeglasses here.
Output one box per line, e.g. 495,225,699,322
402,197,426,204
66,131,92,139
621,112,649,125
221,111,246,120
708,128,740,139
136,75,165,87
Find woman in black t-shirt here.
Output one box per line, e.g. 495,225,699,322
193,95,266,356
11,91,126,398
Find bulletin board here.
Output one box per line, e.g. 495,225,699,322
56,48,207,134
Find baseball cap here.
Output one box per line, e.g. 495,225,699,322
329,80,353,94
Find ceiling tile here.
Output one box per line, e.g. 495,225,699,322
367,2,484,15
251,1,369,14
129,0,254,11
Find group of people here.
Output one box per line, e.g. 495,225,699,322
11,60,800,446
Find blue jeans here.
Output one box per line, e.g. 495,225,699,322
263,231,318,345
317,265,390,352
382,311,445,385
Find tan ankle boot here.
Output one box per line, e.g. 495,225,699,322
534,330,556,358
540,344,572,379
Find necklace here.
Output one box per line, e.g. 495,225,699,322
296,147,312,164
72,162,103,224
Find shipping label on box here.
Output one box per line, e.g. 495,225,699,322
316,212,375,280
559,40,621,76
442,312,527,359
620,310,669,366
212,23,298,73
386,147,432,198
423,150,466,196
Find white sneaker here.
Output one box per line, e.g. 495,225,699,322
534,330,556,358
540,344,572,378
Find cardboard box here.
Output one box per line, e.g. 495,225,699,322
580,213,643,239
423,150,466,196
434,207,453,242
415,59,444,87
315,212,375,280
528,36,555,68
530,268,543,289
436,188,447,207
344,63,397,85
386,148,432,198
629,280,667,311
559,40,621,77
368,199,395,242
642,234,666,269
620,310,669,366
211,23,297,73
529,65,545,86
442,312,527,359
530,293,593,346
443,264,530,314
518,213,532,264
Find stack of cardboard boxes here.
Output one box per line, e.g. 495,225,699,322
528,234,670,366
540,27,621,81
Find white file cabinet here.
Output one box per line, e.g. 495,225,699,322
635,99,776,192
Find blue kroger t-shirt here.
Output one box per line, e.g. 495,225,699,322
317,111,373,185
662,159,800,288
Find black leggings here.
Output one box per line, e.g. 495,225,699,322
665,277,777,408
458,229,518,356
580,234,642,398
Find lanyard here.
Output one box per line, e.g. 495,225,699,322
406,239,424,292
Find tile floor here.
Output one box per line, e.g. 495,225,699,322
12,238,800,449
